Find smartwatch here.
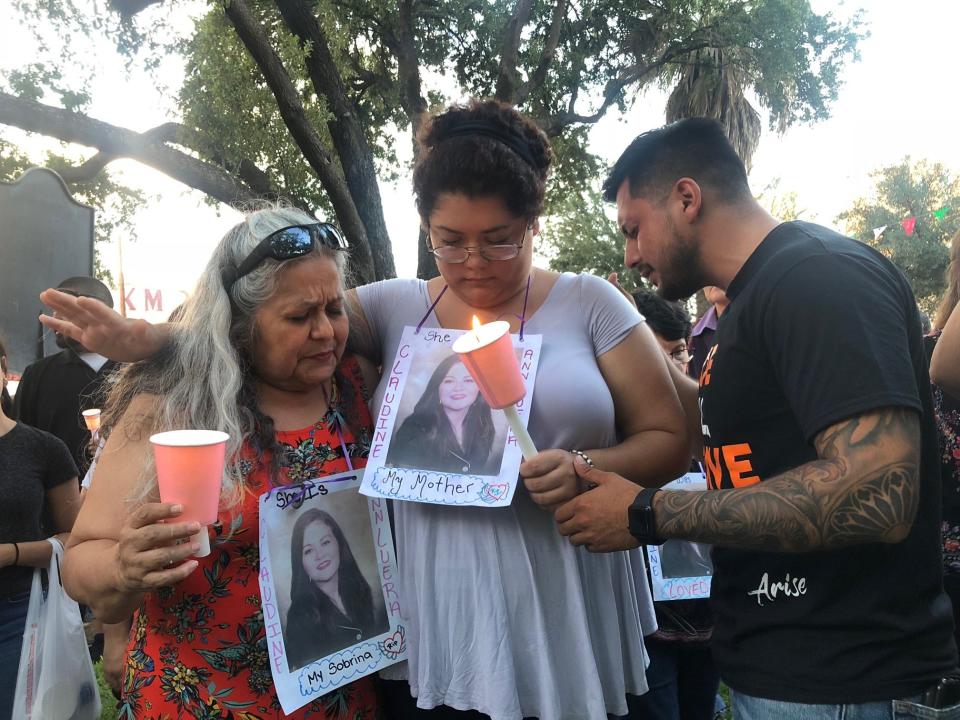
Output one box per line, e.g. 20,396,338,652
628,487,665,545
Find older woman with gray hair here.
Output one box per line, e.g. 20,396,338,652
59,207,380,719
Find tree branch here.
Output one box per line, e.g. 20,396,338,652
494,0,535,103
223,0,376,283
57,153,114,183
514,0,566,106
396,0,428,135
155,123,312,212
394,0,437,280
541,40,714,135
0,91,262,207
274,0,396,280
108,0,162,17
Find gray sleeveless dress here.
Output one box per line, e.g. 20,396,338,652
357,273,657,720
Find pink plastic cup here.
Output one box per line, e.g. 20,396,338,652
82,409,101,433
149,430,229,557
452,320,525,410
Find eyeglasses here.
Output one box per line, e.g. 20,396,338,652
669,347,691,365
221,223,348,290
427,224,530,264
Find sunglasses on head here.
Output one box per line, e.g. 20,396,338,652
221,223,348,291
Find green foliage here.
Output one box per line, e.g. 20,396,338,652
93,661,115,720
179,7,334,212
737,0,866,131
5,63,90,111
837,158,960,315
2,0,866,278
540,185,642,292
757,178,805,221
0,139,146,283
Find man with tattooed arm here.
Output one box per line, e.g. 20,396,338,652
556,118,959,719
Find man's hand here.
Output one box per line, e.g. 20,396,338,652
607,272,639,310
554,455,642,552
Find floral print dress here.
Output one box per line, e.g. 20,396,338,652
926,332,960,575
120,356,379,719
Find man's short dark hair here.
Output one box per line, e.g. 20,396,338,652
56,276,114,309
602,118,751,205
631,289,691,342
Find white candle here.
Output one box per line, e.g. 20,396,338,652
451,319,511,353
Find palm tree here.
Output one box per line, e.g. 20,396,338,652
665,47,761,171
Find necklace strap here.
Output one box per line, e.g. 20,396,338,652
322,378,354,472
415,274,533,338
518,274,531,340
415,284,448,334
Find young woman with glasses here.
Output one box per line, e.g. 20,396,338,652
42,100,690,720
348,99,688,719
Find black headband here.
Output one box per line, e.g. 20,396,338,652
436,121,537,168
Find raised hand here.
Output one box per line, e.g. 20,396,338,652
39,288,168,362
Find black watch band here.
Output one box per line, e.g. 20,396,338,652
628,487,665,545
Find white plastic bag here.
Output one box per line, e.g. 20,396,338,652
11,537,102,720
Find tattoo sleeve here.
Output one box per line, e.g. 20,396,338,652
654,407,921,552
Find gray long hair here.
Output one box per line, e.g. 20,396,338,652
102,205,349,507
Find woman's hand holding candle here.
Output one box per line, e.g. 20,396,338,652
521,450,582,511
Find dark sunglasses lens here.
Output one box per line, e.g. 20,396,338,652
316,224,348,249
270,227,315,258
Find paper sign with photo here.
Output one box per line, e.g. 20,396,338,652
258,470,406,715
647,471,714,602
360,325,542,508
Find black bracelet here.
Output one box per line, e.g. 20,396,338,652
11,542,18,567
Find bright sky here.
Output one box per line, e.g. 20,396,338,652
3,0,959,322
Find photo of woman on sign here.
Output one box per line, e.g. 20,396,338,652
387,353,502,475
285,508,389,671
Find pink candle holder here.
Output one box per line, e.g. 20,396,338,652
82,409,101,433
150,430,229,557
452,319,537,460
451,320,526,409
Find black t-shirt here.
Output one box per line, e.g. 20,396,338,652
700,221,956,703
13,350,117,474
0,423,78,595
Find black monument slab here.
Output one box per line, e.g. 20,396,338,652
0,168,95,373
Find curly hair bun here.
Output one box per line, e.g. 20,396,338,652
413,99,553,222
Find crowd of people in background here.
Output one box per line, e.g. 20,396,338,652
2,103,960,720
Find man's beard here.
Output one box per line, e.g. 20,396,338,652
657,227,707,302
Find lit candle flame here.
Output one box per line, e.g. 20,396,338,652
472,315,482,343
472,315,482,331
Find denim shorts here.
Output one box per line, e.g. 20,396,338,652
0,591,31,719
731,689,960,720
